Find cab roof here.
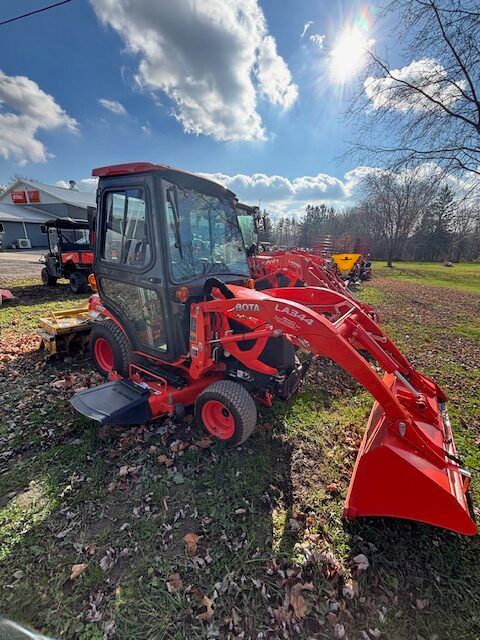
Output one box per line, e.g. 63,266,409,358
92,162,236,200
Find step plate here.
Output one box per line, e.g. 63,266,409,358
70,379,152,425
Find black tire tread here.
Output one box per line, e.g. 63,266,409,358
195,380,257,447
69,271,88,294
89,319,132,377
41,267,57,286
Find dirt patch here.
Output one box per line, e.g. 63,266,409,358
373,277,480,327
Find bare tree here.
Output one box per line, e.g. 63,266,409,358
355,167,437,266
349,0,480,187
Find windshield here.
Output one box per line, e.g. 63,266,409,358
165,184,249,283
49,227,89,251
237,212,257,250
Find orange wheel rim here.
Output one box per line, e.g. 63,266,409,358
94,337,114,372
201,400,235,440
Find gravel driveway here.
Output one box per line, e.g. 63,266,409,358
0,249,45,279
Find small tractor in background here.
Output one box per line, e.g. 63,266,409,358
41,218,93,294
66,162,475,536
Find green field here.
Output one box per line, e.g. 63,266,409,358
372,260,480,293
0,264,479,639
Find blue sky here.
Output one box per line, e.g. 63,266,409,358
0,0,403,215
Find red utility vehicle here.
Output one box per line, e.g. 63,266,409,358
41,218,93,293
71,163,475,535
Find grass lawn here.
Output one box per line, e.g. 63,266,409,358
0,265,479,640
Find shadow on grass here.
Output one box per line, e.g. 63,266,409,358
4,281,89,309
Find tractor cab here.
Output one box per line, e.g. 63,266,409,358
91,163,252,365
41,218,93,293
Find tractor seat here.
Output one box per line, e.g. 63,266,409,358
228,318,295,372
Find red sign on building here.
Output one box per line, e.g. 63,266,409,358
27,190,40,203
11,191,27,204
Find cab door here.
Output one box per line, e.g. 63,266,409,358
95,178,174,360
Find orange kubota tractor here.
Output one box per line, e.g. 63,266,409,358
71,163,475,535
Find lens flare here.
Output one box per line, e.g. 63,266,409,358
329,26,374,83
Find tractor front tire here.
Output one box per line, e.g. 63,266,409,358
69,271,88,294
41,267,57,286
195,380,257,447
89,320,132,378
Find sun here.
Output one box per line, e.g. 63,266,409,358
329,27,374,83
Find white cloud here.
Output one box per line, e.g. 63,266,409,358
201,171,348,209
301,21,313,39
99,98,127,115
0,69,77,165
256,36,298,109
365,58,466,112
91,0,297,141
56,177,98,192
56,163,475,216
309,33,325,48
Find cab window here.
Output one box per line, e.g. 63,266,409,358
102,189,150,267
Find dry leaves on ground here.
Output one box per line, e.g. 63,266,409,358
183,532,201,555
70,563,88,580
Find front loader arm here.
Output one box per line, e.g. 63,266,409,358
190,288,412,427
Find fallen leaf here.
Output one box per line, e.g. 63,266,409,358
196,594,215,621
351,553,369,574
100,548,116,572
173,472,185,485
70,563,88,580
183,532,200,555
196,436,213,449
289,518,301,531
170,440,189,453
119,465,129,477
416,598,429,610
290,583,307,619
334,623,345,639
325,483,340,493
166,572,183,593
157,454,174,467
127,465,141,475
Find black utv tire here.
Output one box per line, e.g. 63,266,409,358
41,267,57,286
89,320,133,377
194,380,257,447
69,270,88,294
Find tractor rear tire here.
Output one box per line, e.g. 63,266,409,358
195,380,257,447
89,320,132,378
69,271,88,294
41,267,57,286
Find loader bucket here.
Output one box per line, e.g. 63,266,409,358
344,372,476,535
332,253,362,278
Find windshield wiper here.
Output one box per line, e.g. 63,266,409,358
167,186,183,258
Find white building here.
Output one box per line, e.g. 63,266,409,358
0,179,95,249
